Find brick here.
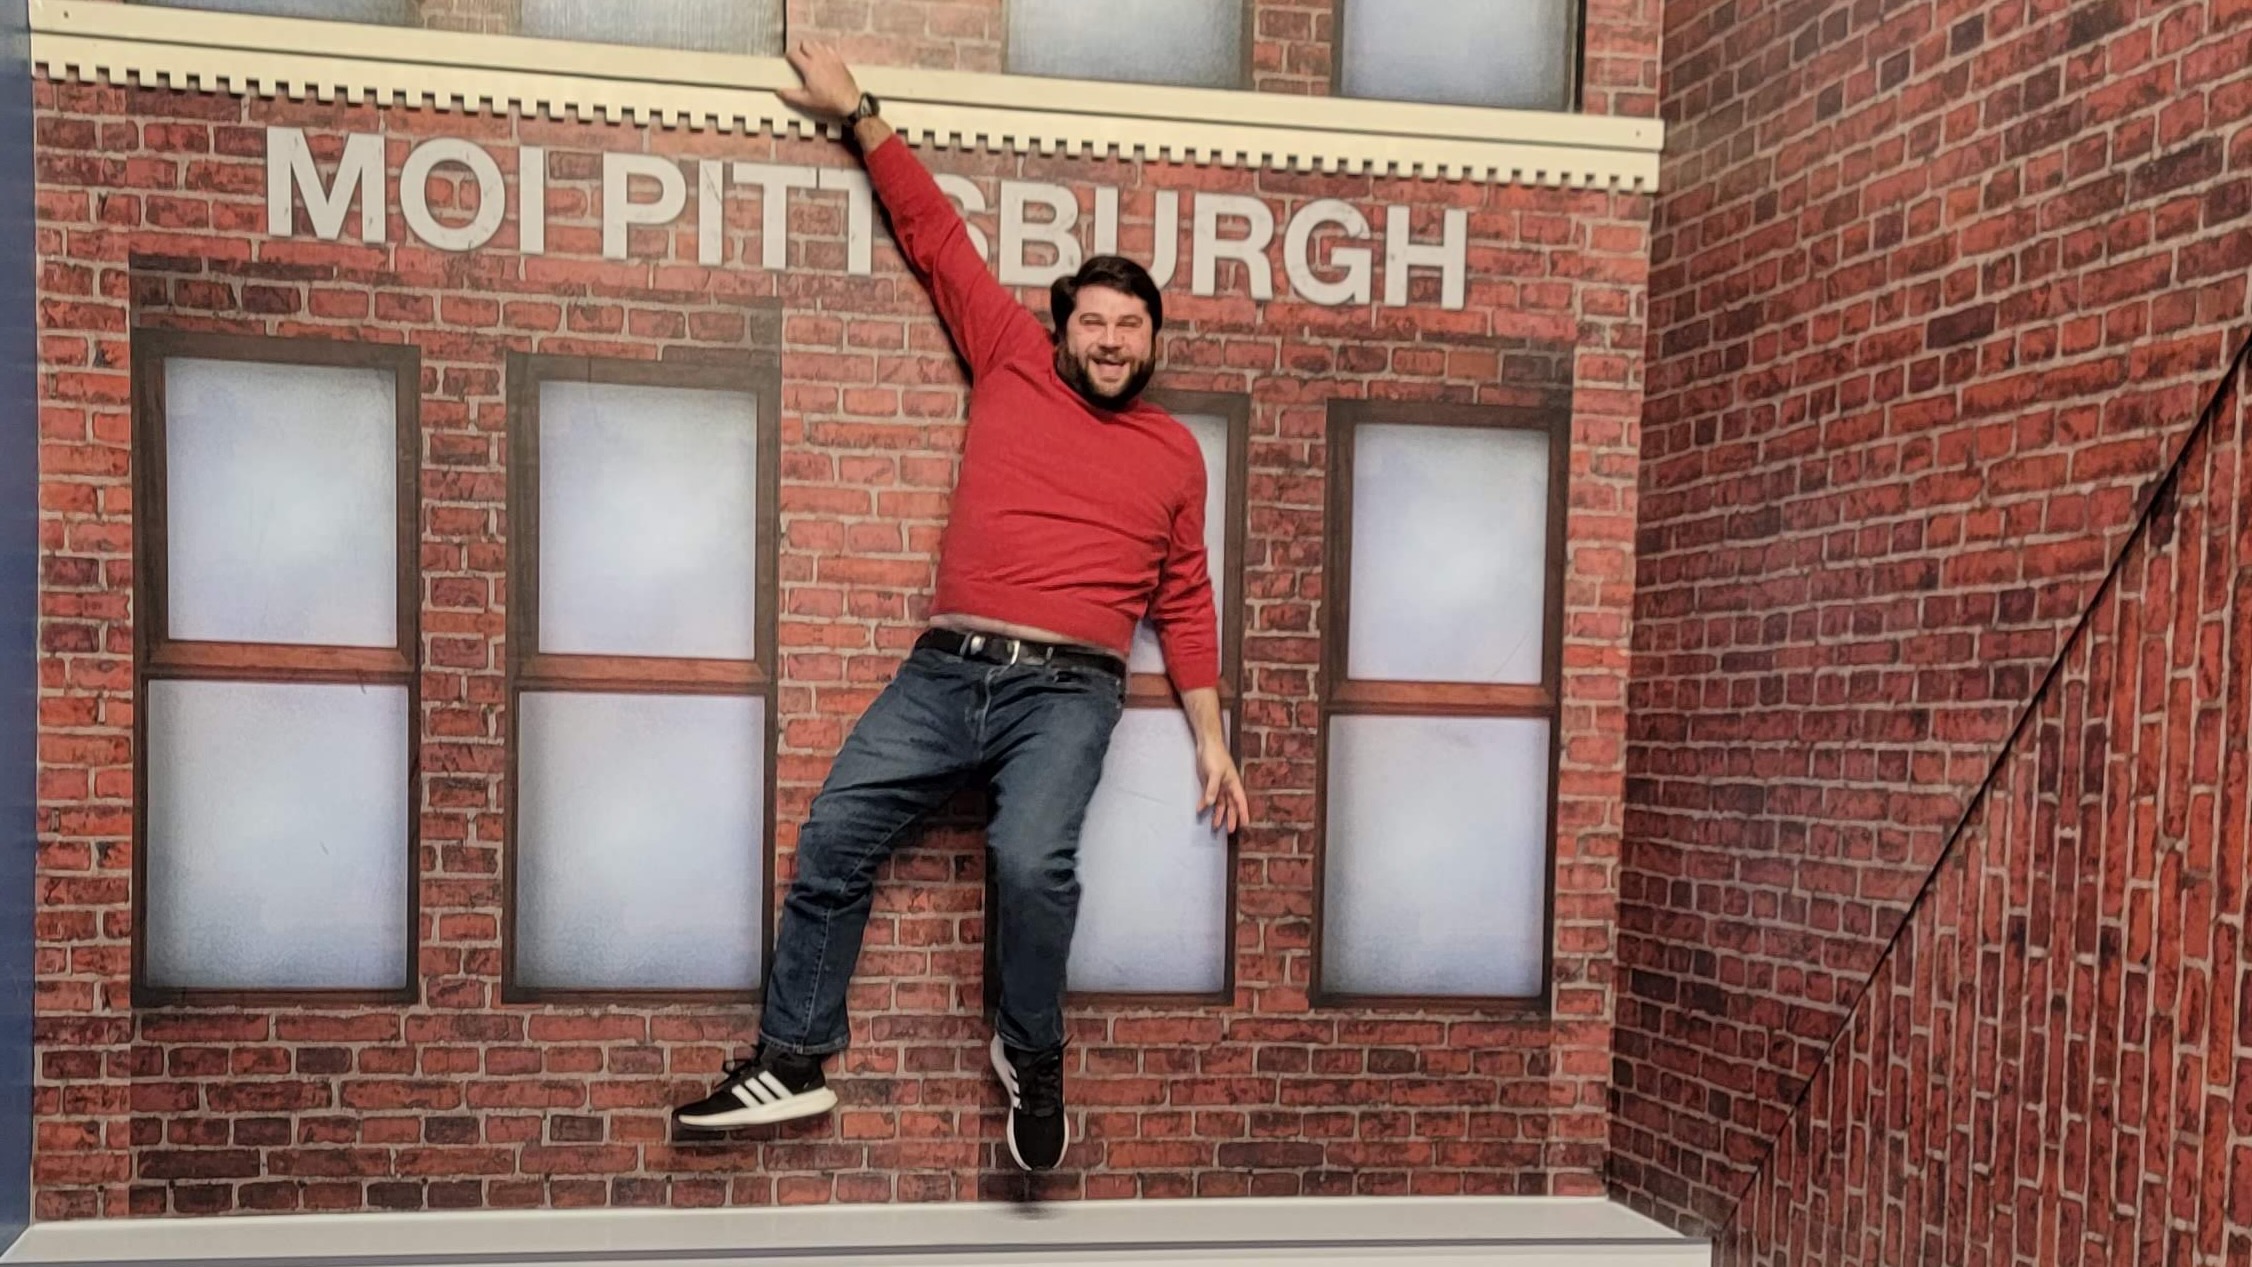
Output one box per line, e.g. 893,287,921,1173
29,32,1646,1217
1624,0,2252,1247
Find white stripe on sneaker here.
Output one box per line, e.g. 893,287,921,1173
756,1071,791,1102
731,1082,762,1108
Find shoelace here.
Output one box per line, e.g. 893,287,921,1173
1013,1048,1065,1117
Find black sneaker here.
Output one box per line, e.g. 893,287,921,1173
989,1035,1068,1170
673,1046,836,1129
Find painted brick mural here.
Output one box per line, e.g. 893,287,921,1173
1622,0,2252,1232
27,16,1653,1222
1727,342,2250,1265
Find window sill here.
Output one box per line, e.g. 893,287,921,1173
31,0,1663,191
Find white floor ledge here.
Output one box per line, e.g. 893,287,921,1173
4,1197,1708,1267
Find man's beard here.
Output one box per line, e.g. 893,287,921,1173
1056,344,1154,408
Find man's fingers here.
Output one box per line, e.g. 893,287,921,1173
776,87,815,110
1199,768,1221,814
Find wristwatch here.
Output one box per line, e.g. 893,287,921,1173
845,92,881,126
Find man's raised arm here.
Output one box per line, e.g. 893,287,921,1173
781,42,1042,378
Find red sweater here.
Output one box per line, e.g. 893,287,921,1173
864,137,1220,693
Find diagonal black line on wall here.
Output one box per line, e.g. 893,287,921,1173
1718,318,2252,1233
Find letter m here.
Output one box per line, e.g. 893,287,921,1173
267,127,386,242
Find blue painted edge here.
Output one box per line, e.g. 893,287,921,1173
0,0,36,1248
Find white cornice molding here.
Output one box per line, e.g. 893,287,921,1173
27,0,1663,191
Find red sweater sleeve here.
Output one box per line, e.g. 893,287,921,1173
1150,461,1222,695
862,136,1046,377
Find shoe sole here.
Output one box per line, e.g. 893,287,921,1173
989,1035,1068,1171
674,1086,837,1130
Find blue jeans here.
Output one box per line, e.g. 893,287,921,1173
759,643,1126,1057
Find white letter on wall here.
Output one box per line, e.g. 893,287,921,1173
267,127,385,242
817,169,875,275
999,181,1081,287
1151,190,1181,289
1383,205,1468,309
1191,193,1274,300
934,174,991,262
732,162,818,271
1093,187,1119,256
603,154,687,260
1283,199,1373,306
400,138,506,252
519,146,546,255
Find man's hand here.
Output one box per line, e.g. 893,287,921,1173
778,40,862,120
1196,739,1249,837
1180,687,1248,836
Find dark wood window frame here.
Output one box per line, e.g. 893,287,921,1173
1066,387,1251,1008
1310,396,1570,1014
500,351,782,1007
1000,0,1258,92
130,328,423,1008
1327,0,1588,113
976,389,1250,1010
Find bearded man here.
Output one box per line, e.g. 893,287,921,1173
672,41,1249,1174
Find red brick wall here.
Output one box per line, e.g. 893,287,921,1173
30,77,1647,1216
1725,347,2250,1265
785,0,1005,73
1249,0,1333,95
1621,0,2252,1234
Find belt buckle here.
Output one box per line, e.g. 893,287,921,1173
1005,640,1024,667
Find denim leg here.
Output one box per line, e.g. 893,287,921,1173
980,666,1126,1053
760,652,978,1056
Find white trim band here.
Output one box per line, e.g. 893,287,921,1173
3,1196,1709,1266
27,0,1663,191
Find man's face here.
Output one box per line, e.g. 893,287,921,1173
1055,285,1156,406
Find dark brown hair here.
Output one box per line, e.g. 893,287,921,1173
1050,255,1164,336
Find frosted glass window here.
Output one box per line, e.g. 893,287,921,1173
519,0,782,54
1068,709,1229,994
1340,0,1575,111
1321,715,1548,997
1128,413,1231,675
142,0,413,22
164,358,398,648
1008,0,1244,89
538,381,759,660
516,692,765,991
1347,424,1550,684
143,680,410,991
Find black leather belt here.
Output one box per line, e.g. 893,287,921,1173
916,627,1124,676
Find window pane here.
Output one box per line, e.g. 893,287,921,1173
1339,0,1574,111
515,692,765,991
518,0,783,54
140,0,413,23
1128,413,1231,675
1067,708,1229,994
1321,714,1548,997
1007,0,1243,89
538,380,759,660
143,680,409,991
164,357,398,648
1347,423,1549,684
